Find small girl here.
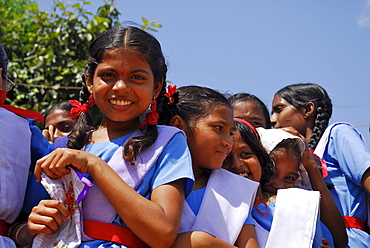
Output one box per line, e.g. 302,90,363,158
271,83,367,247
254,127,347,248
19,26,194,248
42,101,77,144
162,86,259,248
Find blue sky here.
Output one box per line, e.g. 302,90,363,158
39,0,370,147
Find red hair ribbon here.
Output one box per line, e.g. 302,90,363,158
164,85,176,105
140,99,159,129
69,95,95,120
0,89,45,122
234,118,259,139
309,149,328,178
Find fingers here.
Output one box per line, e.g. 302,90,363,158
42,125,55,144
35,149,72,182
27,200,71,237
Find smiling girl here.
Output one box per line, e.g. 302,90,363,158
16,26,194,248
162,86,260,248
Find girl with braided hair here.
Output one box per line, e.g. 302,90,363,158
270,82,370,247
20,26,194,248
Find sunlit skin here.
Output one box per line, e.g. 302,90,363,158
42,108,75,142
270,95,308,137
222,130,262,182
262,147,300,195
86,47,162,141
233,99,267,128
184,105,234,185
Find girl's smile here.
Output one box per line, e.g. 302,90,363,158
87,48,162,126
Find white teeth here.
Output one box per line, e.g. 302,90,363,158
239,172,251,178
110,99,132,106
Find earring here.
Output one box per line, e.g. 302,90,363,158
140,99,159,129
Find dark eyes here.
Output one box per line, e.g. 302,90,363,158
285,176,297,182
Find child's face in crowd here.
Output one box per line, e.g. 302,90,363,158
270,95,306,135
44,108,75,139
233,99,267,129
222,130,262,182
262,147,299,195
87,48,162,123
186,104,234,172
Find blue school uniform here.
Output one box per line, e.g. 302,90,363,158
317,123,370,247
78,126,194,247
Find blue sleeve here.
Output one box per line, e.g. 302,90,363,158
244,212,255,225
23,119,54,214
150,132,195,198
327,124,370,185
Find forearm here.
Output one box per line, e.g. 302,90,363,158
171,231,237,248
89,161,185,248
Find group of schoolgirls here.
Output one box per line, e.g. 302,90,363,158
1,25,369,248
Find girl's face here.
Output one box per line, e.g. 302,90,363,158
222,131,262,182
185,104,234,173
270,95,307,136
87,48,162,125
233,100,267,128
262,148,299,195
44,108,75,139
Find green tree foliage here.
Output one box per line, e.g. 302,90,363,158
0,0,162,120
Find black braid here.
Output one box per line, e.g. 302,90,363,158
276,83,332,150
67,74,94,150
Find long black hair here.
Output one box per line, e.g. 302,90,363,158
68,26,169,165
159,85,231,130
234,121,274,186
275,83,332,149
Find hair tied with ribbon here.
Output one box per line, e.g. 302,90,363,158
140,99,159,129
69,95,95,120
164,85,176,105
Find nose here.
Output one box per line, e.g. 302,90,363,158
112,79,131,92
222,133,233,148
231,155,244,170
270,113,277,128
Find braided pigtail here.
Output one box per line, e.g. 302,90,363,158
308,93,332,149
67,66,95,150
276,83,333,150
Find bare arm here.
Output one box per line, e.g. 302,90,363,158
171,231,238,248
235,224,259,248
35,148,186,248
361,167,370,194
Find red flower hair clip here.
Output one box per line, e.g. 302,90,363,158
164,85,177,105
69,95,95,120
140,99,159,129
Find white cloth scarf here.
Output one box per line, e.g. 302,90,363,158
265,188,321,248
179,168,259,244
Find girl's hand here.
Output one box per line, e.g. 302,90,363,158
42,125,55,144
281,127,317,171
27,200,71,238
35,148,101,182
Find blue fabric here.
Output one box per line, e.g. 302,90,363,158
22,119,54,214
321,123,370,247
80,130,194,248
